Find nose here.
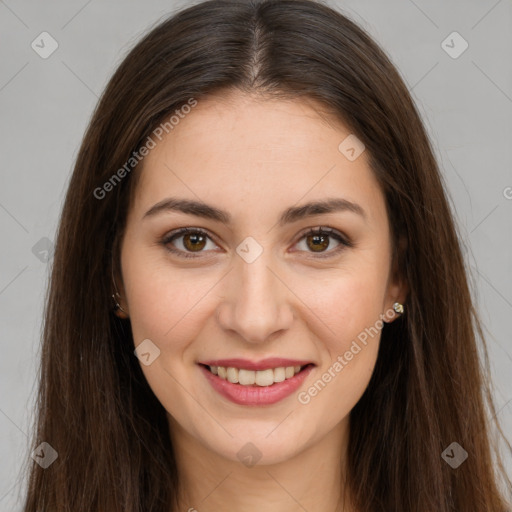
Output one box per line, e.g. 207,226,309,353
215,250,294,344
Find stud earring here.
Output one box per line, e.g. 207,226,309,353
393,302,404,315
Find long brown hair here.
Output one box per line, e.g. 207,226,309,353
24,0,511,510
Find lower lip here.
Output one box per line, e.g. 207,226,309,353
199,364,315,406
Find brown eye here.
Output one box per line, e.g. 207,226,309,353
182,232,207,252
306,232,330,252
162,228,218,259
294,227,350,258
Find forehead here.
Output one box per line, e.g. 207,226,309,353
130,90,386,228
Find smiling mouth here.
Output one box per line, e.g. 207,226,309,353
199,363,314,387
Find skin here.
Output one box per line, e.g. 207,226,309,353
117,89,407,512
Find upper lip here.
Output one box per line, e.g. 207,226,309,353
199,358,315,371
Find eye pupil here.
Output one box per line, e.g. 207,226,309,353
183,233,206,251
308,234,329,252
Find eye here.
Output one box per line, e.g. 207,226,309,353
293,226,351,258
161,226,352,260
161,227,219,259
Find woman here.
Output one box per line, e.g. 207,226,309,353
24,0,511,510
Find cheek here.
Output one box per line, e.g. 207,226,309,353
293,261,387,348
296,275,384,424
122,249,221,363
292,264,385,417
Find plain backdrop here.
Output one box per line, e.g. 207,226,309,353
0,0,511,509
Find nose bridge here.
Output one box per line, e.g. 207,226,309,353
217,244,293,343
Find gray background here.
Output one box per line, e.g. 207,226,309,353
1,0,511,509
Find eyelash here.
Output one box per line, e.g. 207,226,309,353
161,226,352,260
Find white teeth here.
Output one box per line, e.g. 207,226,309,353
238,369,255,385
273,367,285,383
226,367,238,383
209,365,304,386
255,369,274,387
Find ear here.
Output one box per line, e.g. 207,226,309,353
111,246,130,319
113,291,130,319
383,235,408,323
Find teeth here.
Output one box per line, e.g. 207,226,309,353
209,365,304,386
226,367,238,383
238,369,255,385
255,369,274,386
273,367,285,383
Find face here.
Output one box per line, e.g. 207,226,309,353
118,89,405,465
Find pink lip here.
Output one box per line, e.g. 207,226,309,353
199,363,315,406
199,358,313,371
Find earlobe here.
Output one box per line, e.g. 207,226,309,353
112,292,129,319
111,250,129,319
385,236,408,322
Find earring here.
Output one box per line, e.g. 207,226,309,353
393,302,404,315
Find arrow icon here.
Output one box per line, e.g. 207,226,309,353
31,31,59,59
441,441,468,468
31,442,58,468
445,39,455,48
240,243,249,252
134,339,160,366
338,134,365,161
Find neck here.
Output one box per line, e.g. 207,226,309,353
169,417,354,512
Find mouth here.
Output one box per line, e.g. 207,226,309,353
198,361,316,406
199,363,314,387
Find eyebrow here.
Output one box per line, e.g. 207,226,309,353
143,197,367,225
